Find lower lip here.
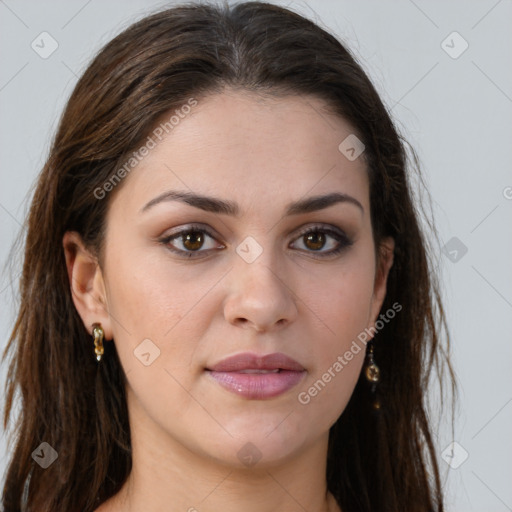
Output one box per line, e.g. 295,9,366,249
206,370,306,399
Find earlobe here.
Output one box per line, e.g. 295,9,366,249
62,231,113,340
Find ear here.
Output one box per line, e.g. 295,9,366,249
62,231,113,340
367,237,395,335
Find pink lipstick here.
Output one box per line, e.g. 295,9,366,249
205,352,306,399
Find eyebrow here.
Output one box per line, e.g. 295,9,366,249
140,190,364,216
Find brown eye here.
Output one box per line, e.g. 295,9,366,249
160,226,224,258
182,231,204,251
303,232,326,251
290,226,353,257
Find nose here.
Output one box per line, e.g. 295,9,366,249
223,254,299,332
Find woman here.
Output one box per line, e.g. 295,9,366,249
2,2,455,511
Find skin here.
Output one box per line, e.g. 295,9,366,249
63,89,394,512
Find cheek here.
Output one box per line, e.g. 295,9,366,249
102,249,215,431
101,242,207,386
292,244,375,423
298,240,376,347
104,236,223,340
293,286,369,432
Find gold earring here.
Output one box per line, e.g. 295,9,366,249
92,323,105,362
364,340,381,410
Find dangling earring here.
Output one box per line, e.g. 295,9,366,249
364,339,381,410
92,323,105,362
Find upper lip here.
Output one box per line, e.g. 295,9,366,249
206,352,305,372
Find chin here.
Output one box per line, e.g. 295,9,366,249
196,418,312,470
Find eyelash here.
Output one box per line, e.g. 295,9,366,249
159,223,353,259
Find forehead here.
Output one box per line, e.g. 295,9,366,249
108,90,369,218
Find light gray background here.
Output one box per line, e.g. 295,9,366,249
1,1,511,510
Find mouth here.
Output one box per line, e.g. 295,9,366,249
235,369,281,374
205,352,306,399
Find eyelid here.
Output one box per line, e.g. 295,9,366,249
292,222,349,240
161,223,222,243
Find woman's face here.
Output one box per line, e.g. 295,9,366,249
82,91,393,468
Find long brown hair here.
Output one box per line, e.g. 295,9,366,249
2,2,456,511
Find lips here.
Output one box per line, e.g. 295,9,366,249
207,352,305,372
205,352,306,399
